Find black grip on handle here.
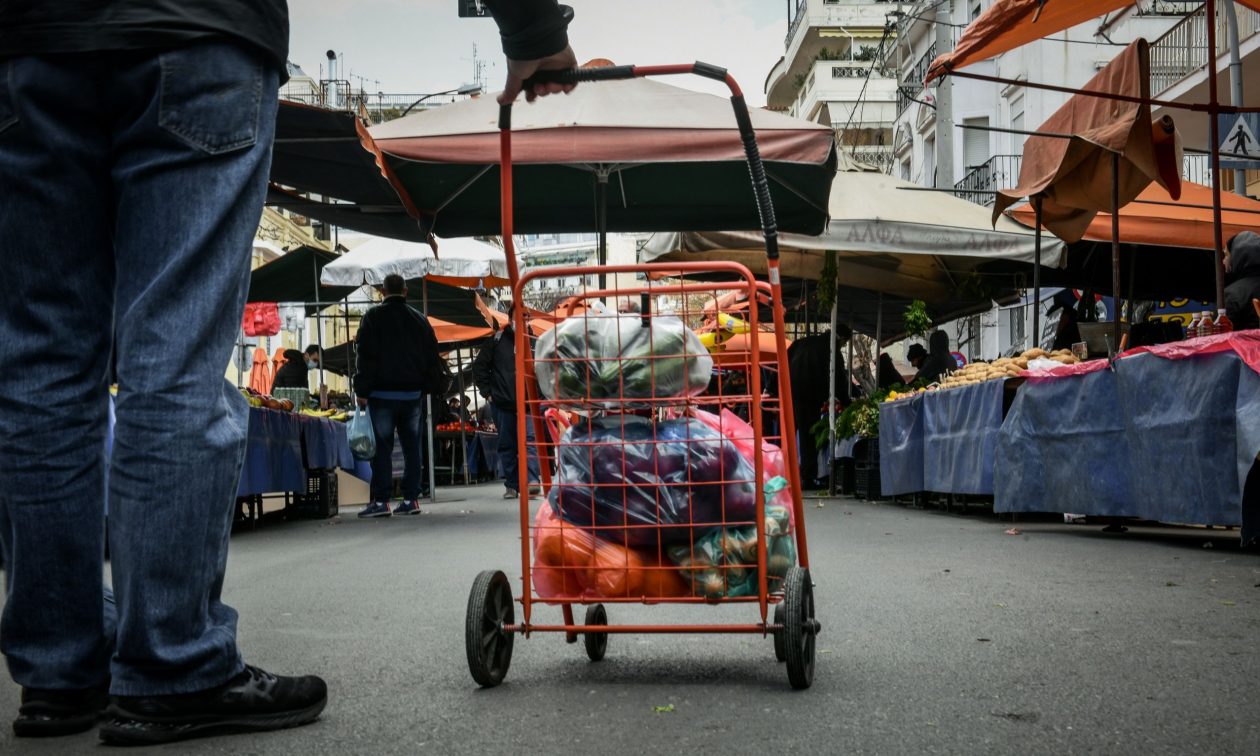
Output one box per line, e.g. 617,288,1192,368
521,65,636,90
498,103,511,130
692,61,728,82
729,94,779,260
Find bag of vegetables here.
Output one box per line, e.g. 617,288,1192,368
533,312,713,406
667,504,797,599
532,504,690,600
549,415,758,548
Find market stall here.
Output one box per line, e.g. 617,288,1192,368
995,333,1260,544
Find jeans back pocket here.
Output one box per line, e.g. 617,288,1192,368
158,43,263,155
0,60,17,135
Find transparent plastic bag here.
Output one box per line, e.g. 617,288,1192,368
347,406,376,461
667,504,796,599
549,415,757,547
533,312,713,406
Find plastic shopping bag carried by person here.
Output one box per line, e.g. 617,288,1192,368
347,406,376,461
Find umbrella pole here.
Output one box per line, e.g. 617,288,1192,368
1111,152,1122,357
313,260,325,406
1032,196,1043,351
423,278,438,502
596,169,609,293
874,292,883,353
847,309,855,402
827,293,838,498
1206,0,1228,313
457,347,469,486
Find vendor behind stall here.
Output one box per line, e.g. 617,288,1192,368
1226,230,1260,330
787,327,851,488
273,345,320,389
912,331,954,384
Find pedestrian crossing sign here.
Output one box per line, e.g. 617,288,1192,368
1218,113,1260,168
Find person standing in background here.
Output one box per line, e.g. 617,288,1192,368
354,275,442,517
473,305,542,500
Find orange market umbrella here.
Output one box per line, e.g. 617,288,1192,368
269,348,287,393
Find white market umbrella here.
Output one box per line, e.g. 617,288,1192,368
321,235,512,288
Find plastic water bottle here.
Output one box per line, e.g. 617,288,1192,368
1214,308,1233,334
1197,310,1215,338
1186,312,1201,339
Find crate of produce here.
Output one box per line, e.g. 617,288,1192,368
290,469,338,519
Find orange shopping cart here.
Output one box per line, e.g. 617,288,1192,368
464,63,820,690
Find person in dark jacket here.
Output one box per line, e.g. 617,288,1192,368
0,0,578,744
877,353,904,390
913,330,955,384
272,345,320,390
1225,230,1260,330
906,343,928,372
354,274,442,517
787,328,851,488
474,306,541,499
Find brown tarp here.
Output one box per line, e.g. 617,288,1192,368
991,40,1183,243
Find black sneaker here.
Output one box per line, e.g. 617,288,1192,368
13,685,108,737
98,665,327,746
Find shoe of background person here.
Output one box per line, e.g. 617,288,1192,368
393,499,421,516
527,485,542,496
99,665,326,746
13,685,108,738
418,488,431,499
503,488,519,500
357,501,391,519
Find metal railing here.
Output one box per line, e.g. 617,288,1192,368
279,80,476,123
954,154,1023,206
896,41,937,117
1150,4,1260,95
952,152,1228,207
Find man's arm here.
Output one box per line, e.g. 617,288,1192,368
483,0,578,103
472,340,495,400
353,310,378,403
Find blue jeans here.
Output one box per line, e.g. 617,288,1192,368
368,397,427,502
0,45,278,695
492,404,539,491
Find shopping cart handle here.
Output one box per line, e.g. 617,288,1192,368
522,65,636,89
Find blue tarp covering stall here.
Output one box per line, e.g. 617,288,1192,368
879,392,925,496
995,349,1260,542
922,379,1005,495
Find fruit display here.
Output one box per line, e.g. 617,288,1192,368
936,348,1081,391
436,422,477,432
238,387,295,411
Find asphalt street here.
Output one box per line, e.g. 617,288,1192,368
3,487,1258,755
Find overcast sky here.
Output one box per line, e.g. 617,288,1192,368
289,0,788,105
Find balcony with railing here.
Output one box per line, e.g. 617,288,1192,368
1150,4,1260,95
954,154,1023,206
896,41,937,117
953,152,1230,207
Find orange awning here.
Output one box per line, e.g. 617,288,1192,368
927,0,1260,82
428,316,494,345
711,331,790,367
1007,180,1260,250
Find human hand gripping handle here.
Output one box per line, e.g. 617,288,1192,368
497,45,580,104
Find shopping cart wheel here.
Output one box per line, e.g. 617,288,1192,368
783,567,817,689
465,570,515,687
772,603,787,663
584,604,608,662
